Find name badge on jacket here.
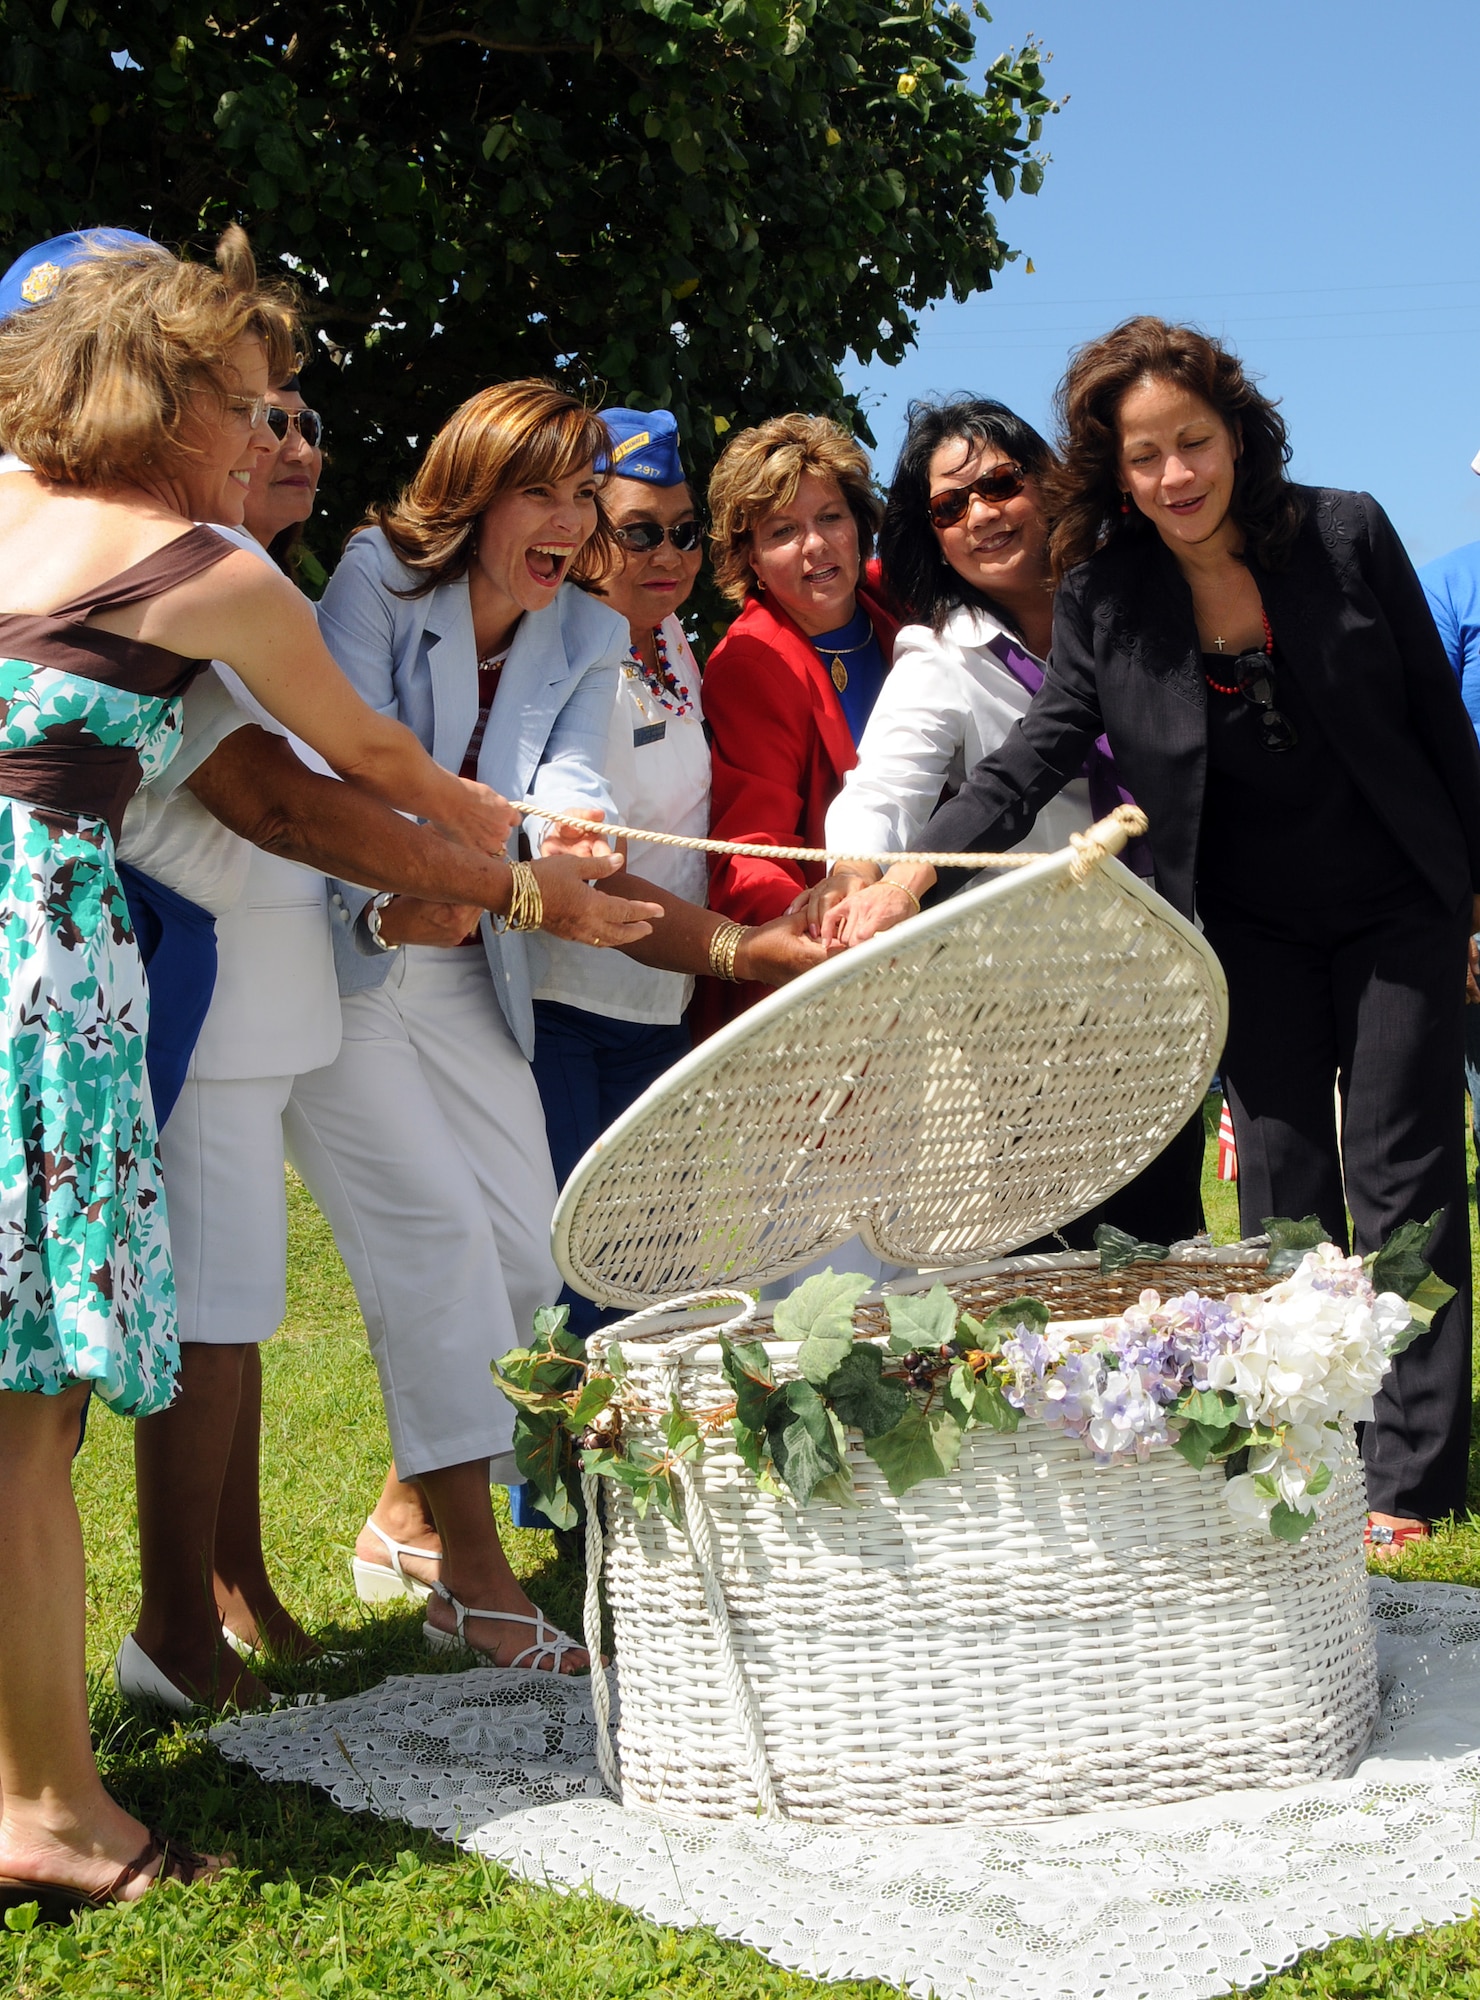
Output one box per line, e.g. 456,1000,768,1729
633,720,667,747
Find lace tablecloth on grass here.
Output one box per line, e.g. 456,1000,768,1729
213,1579,1480,1999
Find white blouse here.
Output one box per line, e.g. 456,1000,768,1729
528,614,710,1025
824,605,1094,861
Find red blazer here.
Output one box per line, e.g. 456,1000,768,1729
698,562,902,1029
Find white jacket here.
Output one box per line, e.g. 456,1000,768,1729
824,605,1094,860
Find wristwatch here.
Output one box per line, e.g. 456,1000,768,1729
364,892,400,953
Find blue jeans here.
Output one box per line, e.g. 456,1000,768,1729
511,1002,690,1530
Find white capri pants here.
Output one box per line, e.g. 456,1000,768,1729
158,1074,296,1345
283,944,561,1484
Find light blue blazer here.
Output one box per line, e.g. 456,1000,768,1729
317,526,623,1058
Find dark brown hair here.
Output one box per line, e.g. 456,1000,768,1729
1044,316,1304,580
364,378,613,596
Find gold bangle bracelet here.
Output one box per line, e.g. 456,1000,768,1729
497,859,544,934
885,879,922,917
707,917,748,982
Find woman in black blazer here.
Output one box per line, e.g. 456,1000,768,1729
835,316,1480,1546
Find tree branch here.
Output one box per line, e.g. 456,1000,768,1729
411,31,588,54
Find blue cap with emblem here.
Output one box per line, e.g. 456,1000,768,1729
597,406,686,486
0,228,159,322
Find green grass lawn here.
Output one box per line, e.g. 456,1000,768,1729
6,1105,1480,1997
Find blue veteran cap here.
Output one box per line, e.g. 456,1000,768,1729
0,228,158,322
597,406,686,486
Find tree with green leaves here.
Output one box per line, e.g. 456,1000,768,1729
0,0,1054,559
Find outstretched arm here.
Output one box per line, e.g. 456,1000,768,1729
186,727,661,951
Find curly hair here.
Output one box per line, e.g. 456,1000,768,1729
879,395,1056,635
0,227,299,488
707,412,881,606
1044,316,1304,580
365,378,614,597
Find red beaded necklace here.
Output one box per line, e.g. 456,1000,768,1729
1204,609,1274,694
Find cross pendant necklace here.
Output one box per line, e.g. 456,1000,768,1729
1212,636,1227,652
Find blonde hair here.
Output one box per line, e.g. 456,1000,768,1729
366,378,614,596
706,412,882,605
0,227,299,488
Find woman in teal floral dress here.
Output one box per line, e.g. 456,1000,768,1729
0,232,520,1919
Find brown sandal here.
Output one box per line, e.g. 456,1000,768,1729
0,1831,224,1923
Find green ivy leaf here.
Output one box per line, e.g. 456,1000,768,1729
864,1403,965,1496
1263,1214,1329,1277
719,1335,777,1429
884,1284,958,1354
970,1371,1021,1433
664,1403,704,1464
1305,1459,1334,1498
775,1270,872,1386
513,1411,579,1530
1269,1501,1316,1543
764,1379,844,1503
732,1418,766,1478
821,1343,910,1437
975,1297,1051,1348
1397,1269,1457,1340
1367,1211,1444,1302
568,1375,616,1430
1095,1223,1170,1272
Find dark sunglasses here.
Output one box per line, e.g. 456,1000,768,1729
613,518,703,554
926,463,1028,530
1227,650,1299,753
264,405,324,450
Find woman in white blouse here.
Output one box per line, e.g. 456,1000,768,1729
803,396,1202,1247
805,397,1099,934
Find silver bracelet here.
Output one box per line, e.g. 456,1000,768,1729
364,891,400,953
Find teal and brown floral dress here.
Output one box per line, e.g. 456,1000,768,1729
0,527,233,1414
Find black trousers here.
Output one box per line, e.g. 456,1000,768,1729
1202,886,1473,1523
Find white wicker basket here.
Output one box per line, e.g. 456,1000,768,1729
555,838,1379,1824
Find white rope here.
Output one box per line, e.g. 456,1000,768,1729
669,1434,784,1819
517,801,1149,884
580,1468,621,1799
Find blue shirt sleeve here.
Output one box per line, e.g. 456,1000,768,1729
1419,542,1480,740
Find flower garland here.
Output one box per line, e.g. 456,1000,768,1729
493,1219,1449,1544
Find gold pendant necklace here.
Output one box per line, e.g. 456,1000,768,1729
830,655,848,692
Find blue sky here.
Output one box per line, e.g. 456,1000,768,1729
843,0,1480,566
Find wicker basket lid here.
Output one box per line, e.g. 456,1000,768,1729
553,848,1228,1307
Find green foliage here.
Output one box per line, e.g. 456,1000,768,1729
818,1341,909,1436
863,1399,963,1493
1263,1213,1329,1277
881,1281,957,1352
0,0,1058,572
1094,1223,1169,1273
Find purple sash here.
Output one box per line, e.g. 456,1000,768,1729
987,634,1153,876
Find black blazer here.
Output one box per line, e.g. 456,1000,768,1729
919,486,1480,921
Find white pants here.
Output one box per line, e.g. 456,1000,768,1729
159,1074,296,1344
284,946,560,1483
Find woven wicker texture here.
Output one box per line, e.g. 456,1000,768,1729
555,850,1228,1307
591,1254,1378,1826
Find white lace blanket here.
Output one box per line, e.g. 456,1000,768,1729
213,1580,1480,2000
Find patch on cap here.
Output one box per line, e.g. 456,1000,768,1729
19,261,62,305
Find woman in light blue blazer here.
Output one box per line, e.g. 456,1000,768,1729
285,380,650,1672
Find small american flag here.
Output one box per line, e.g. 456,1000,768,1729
1217,1101,1238,1182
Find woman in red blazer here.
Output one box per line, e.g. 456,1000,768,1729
701,414,902,1025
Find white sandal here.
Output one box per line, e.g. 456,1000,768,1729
422,1578,584,1672
351,1517,440,1605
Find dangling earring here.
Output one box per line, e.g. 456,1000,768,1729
754,575,765,592
1119,492,1132,515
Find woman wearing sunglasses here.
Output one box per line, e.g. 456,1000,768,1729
527,411,710,1326
795,396,1204,1245
700,413,902,1026
244,376,324,576
847,317,1480,1556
